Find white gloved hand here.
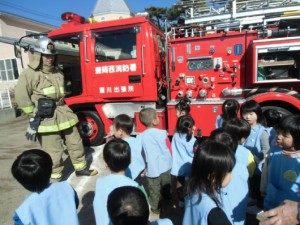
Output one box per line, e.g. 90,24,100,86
25,116,41,141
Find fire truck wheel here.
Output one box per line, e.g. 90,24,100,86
76,111,105,146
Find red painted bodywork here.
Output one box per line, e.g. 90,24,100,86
48,13,300,138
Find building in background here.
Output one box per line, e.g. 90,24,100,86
92,0,133,22
0,12,56,111
0,11,56,90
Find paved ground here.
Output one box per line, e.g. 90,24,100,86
0,115,39,225
0,115,259,225
0,115,108,225
0,116,160,225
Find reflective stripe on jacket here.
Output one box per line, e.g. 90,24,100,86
15,66,79,133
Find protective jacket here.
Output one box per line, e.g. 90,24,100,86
15,64,78,133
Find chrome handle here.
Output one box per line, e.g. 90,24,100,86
84,35,89,62
141,44,146,76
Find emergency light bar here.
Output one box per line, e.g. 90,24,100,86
61,12,86,24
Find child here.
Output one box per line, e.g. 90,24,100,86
240,100,269,213
264,115,300,210
111,114,146,185
241,100,269,171
209,128,250,225
107,186,173,225
215,99,240,128
223,118,256,177
136,108,172,214
183,140,236,225
263,108,281,128
260,109,282,198
175,97,191,117
263,108,282,147
93,138,139,225
170,115,196,208
11,149,80,225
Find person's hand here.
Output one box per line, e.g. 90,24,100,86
259,200,299,225
25,116,41,141
140,169,147,177
105,134,114,143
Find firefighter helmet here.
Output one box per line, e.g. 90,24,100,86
30,37,57,55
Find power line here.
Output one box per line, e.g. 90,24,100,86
0,0,61,23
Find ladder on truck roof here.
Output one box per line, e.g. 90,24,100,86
174,0,300,28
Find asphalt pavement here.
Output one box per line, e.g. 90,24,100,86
0,115,109,225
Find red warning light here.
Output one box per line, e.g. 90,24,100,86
61,12,86,24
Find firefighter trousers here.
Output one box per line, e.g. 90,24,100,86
37,126,86,174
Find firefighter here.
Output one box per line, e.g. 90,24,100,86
15,36,98,179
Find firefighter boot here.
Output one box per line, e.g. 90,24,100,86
75,168,98,177
50,172,62,182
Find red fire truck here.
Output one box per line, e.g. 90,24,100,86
16,0,300,145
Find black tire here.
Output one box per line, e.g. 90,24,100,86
76,111,105,146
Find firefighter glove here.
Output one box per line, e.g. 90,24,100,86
25,116,41,141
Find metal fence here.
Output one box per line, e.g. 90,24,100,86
0,89,12,109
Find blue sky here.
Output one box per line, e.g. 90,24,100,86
0,0,179,27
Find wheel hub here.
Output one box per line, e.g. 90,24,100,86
79,121,93,137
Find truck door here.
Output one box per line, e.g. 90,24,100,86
87,26,144,100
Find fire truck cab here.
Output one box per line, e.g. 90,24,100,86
47,13,167,145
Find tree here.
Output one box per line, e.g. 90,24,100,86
145,7,167,30
166,6,185,26
145,6,185,31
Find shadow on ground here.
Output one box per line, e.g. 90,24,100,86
78,191,96,225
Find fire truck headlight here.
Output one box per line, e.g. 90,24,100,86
199,89,207,97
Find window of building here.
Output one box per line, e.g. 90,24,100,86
0,59,19,81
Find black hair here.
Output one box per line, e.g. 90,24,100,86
209,128,238,154
103,138,131,173
223,118,251,142
240,100,266,125
139,108,157,127
175,97,191,116
176,115,195,142
113,114,133,135
263,109,282,127
11,149,52,193
274,115,300,149
221,99,240,121
107,186,149,225
186,140,235,206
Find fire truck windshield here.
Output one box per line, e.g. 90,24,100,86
94,27,137,62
